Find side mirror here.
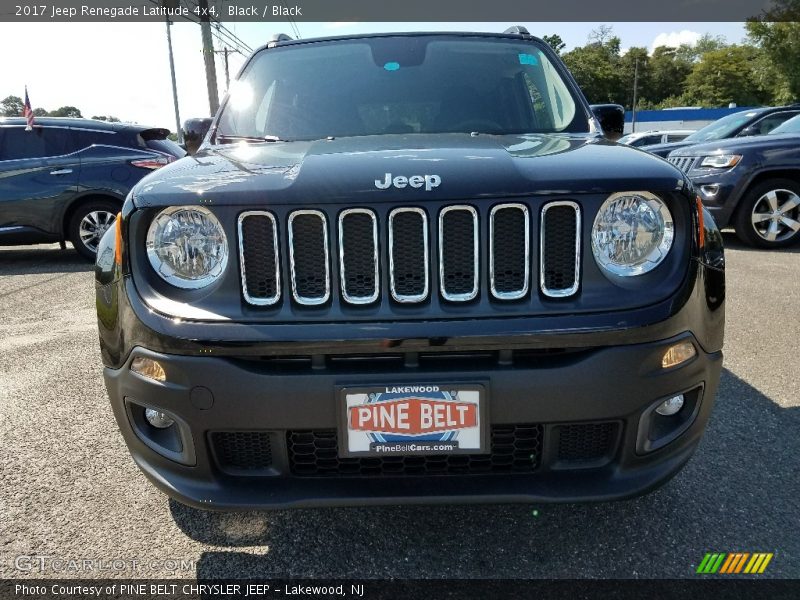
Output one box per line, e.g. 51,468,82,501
182,118,213,155
590,104,625,141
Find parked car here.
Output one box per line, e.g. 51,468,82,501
96,28,724,510
618,129,694,147
642,105,800,157
668,114,800,248
0,117,185,258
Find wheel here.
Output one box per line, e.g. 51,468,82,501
68,200,119,260
734,179,800,248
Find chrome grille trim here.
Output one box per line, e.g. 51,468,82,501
238,211,280,306
439,205,479,302
489,203,530,300
338,208,379,305
668,156,695,173
540,201,581,298
388,207,430,303
288,209,330,306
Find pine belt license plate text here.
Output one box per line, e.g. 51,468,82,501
339,384,487,457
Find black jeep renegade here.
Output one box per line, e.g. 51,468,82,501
96,29,725,509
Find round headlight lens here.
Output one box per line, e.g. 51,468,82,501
591,192,674,276
146,206,228,289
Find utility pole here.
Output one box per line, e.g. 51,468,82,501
224,47,230,90
165,17,182,143
631,58,639,134
198,0,219,116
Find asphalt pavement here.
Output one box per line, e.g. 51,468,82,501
0,235,798,579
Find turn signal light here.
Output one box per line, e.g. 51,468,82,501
662,341,697,369
130,357,166,382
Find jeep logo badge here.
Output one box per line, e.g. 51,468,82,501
375,173,441,191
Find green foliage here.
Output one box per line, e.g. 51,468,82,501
91,115,121,122
541,34,566,55
683,45,769,107
1,95,24,116
48,106,83,118
747,16,800,101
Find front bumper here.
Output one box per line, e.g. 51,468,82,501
104,332,722,510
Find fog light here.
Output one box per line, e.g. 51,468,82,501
144,408,175,429
131,357,166,382
655,394,684,416
662,341,697,369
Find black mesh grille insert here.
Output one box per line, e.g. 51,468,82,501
440,208,477,299
289,212,328,303
340,211,377,302
389,209,428,300
239,213,279,303
491,205,528,297
211,431,273,474
286,425,543,477
542,204,579,295
556,422,618,463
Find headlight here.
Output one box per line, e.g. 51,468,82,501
591,192,674,276
146,206,228,289
700,154,741,168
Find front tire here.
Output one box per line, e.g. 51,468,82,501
734,179,800,248
68,200,119,260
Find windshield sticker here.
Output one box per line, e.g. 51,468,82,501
383,61,400,71
518,53,538,66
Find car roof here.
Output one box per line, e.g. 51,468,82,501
256,30,546,54
0,116,162,133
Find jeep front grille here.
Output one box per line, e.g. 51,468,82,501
667,156,696,173
238,201,582,307
540,201,581,297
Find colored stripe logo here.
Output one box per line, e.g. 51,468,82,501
696,553,773,574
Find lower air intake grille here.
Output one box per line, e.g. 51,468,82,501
555,422,619,464
211,431,273,474
286,425,543,477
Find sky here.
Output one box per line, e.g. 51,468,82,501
0,21,747,132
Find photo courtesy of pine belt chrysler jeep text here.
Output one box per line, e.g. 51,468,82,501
95,28,725,509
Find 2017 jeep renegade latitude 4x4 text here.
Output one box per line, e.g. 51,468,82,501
96,30,725,509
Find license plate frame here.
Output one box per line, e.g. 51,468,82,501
337,383,488,458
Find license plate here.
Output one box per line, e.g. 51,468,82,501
339,384,487,457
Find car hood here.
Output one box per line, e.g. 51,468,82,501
667,133,800,157
131,133,684,207
640,140,696,157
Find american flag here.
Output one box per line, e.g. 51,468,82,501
23,86,34,131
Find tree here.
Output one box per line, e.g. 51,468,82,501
747,16,800,101
1,95,24,116
647,46,693,106
91,115,120,122
683,45,769,107
32,108,48,117
618,47,650,109
562,31,622,104
542,34,566,55
49,106,82,118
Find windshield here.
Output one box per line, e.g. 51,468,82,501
216,36,584,141
684,111,761,142
770,114,800,135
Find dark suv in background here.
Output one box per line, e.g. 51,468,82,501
0,117,184,258
643,105,800,157
668,114,800,248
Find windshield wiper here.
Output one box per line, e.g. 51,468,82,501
216,134,291,144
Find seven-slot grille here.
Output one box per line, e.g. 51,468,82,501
668,156,695,173
238,202,581,306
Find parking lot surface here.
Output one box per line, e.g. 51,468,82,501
1,236,798,579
